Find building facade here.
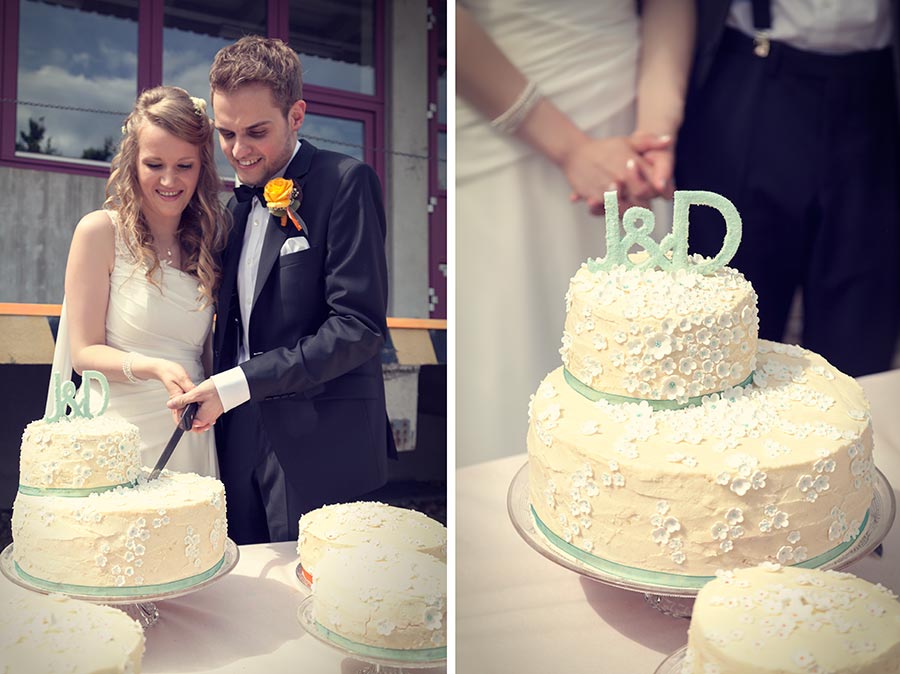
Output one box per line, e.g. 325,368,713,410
0,0,447,319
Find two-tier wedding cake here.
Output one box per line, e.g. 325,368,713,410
527,192,875,581
11,371,228,593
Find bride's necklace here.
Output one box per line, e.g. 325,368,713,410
156,241,179,268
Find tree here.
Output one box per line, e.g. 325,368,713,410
82,136,116,162
15,116,59,155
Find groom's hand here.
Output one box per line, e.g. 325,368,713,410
167,379,224,432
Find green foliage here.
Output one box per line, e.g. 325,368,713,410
15,116,59,155
82,136,116,161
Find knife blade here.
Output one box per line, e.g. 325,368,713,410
148,402,199,480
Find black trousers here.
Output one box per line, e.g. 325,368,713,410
219,402,298,545
218,402,389,544
676,28,900,376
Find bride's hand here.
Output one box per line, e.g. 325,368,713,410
629,131,675,199
148,358,196,400
563,135,662,215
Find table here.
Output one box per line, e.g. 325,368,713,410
456,368,900,674
1,541,446,674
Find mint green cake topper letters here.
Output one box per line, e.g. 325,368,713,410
45,370,110,422
588,190,742,274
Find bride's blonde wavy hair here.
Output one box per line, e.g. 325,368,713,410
104,86,229,308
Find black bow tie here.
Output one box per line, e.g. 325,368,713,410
233,184,266,203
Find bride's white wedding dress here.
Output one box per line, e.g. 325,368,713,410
48,213,218,477
457,0,642,465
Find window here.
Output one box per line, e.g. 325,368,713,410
1,0,385,182
285,0,383,177
303,112,366,162
162,1,267,179
287,0,376,96
13,0,138,166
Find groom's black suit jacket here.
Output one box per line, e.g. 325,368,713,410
213,140,396,511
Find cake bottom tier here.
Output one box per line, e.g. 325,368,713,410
11,471,227,591
527,343,875,577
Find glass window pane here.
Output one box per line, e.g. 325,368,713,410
16,0,138,163
301,113,365,162
437,130,446,191
163,0,267,181
288,0,375,95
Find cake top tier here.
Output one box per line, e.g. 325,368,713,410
561,260,758,404
298,501,447,558
0,590,145,673
560,190,757,405
19,414,142,495
689,564,900,672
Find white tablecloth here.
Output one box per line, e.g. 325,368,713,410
1,541,446,674
457,368,900,674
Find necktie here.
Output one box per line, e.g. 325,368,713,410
233,184,266,203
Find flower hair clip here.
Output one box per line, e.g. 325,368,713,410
264,178,303,232
190,96,207,118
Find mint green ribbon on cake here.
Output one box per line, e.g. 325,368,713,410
15,555,225,597
314,622,447,662
563,368,754,411
531,505,868,590
18,481,136,497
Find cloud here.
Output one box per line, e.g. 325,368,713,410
16,65,133,157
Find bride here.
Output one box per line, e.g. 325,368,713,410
50,86,228,476
456,0,694,465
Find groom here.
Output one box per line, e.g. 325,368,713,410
169,36,396,544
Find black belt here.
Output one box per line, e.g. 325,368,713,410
720,27,893,79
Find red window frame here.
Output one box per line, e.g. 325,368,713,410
0,0,386,185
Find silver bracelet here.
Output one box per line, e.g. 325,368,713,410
490,81,542,134
122,352,141,383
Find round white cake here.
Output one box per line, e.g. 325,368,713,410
312,543,447,652
13,409,228,593
13,470,227,591
0,589,145,673
561,261,758,401
683,564,900,673
297,501,446,583
528,257,875,581
19,416,141,494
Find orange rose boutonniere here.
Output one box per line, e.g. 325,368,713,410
264,177,303,232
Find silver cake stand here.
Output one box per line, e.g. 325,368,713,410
297,595,446,674
508,462,895,618
0,538,239,627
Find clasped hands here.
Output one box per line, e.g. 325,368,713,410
564,131,675,216
155,362,223,433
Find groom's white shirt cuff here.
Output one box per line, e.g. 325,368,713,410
211,367,250,413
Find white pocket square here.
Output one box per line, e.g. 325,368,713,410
280,237,310,256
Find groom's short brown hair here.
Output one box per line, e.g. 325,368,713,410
209,35,303,115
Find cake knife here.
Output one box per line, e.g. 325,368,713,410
148,402,199,480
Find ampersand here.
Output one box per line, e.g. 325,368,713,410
588,190,742,275
43,370,110,422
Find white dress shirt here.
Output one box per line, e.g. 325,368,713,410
212,141,301,412
728,0,892,54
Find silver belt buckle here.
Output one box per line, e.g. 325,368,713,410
753,31,771,57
